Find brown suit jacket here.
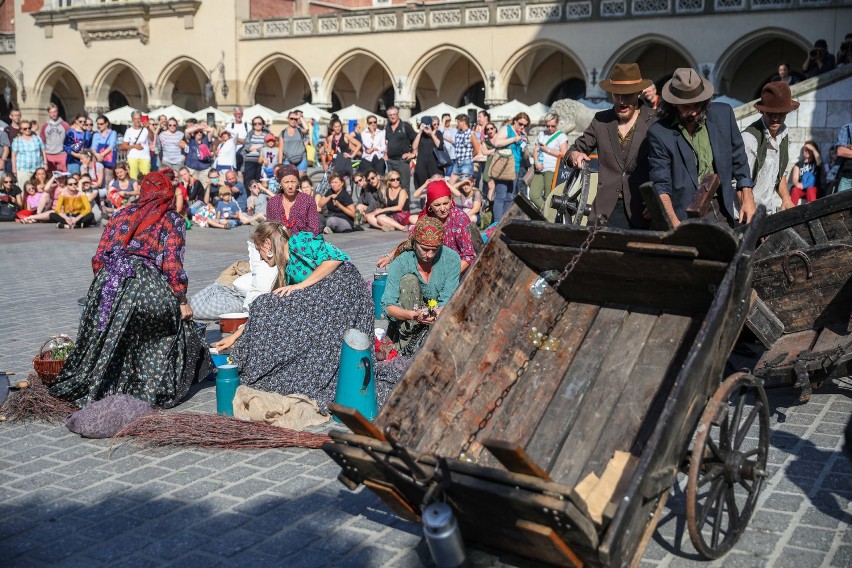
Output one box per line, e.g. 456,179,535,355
569,104,657,228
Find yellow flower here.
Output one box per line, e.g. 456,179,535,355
427,299,438,309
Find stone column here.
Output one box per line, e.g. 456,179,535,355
395,101,416,122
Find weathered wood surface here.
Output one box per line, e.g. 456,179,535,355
482,440,552,480
639,182,673,232
751,244,852,332
686,174,721,219
745,295,786,348
516,520,585,568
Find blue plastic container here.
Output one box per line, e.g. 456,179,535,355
372,272,388,319
216,364,240,416
333,329,377,422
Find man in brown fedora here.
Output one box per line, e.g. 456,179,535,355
742,81,798,213
648,67,755,228
567,63,658,229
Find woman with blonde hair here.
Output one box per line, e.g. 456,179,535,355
364,169,410,231
212,221,377,414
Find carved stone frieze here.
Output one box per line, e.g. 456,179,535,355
78,19,150,47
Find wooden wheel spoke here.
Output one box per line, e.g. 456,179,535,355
725,483,741,532
710,485,726,547
706,436,724,461
729,390,746,442
738,476,757,494
698,464,724,488
699,477,726,528
734,403,761,449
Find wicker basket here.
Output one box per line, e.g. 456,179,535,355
33,335,74,386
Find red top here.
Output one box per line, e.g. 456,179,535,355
266,191,321,236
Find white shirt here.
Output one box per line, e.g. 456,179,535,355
361,128,386,159
743,121,788,214
216,137,237,168
122,126,151,161
233,241,278,310
536,130,569,172
226,119,249,151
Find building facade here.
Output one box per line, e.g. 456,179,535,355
0,0,847,122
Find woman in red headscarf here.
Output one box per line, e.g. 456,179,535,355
49,171,212,408
377,179,477,273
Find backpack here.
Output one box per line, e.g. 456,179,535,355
743,119,788,190
197,143,213,163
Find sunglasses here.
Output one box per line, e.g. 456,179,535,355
388,177,401,182
168,123,178,127
21,127,31,131
77,120,86,124
288,117,298,121
96,122,105,126
517,121,529,127
253,122,264,126
67,182,78,186
2,180,12,184
368,120,377,125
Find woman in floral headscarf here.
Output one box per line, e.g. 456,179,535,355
377,179,477,273
381,216,461,354
49,171,211,408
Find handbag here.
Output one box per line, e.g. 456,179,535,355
489,148,516,181
333,154,353,176
433,146,452,169
0,200,18,221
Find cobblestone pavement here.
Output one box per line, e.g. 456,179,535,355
0,222,850,567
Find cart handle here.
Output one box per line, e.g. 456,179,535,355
782,250,813,284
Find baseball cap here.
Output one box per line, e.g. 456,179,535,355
264,133,276,143
420,116,433,127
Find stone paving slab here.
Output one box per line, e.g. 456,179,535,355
1,222,850,567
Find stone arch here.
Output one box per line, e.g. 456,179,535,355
500,40,587,104
155,56,209,111
0,66,18,117
91,60,148,111
323,49,395,113
33,63,85,119
603,34,696,88
715,29,811,101
408,45,487,109
245,54,312,112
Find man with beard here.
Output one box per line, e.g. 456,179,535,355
741,81,798,213
568,63,658,228
648,68,755,228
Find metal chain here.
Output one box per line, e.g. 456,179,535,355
428,214,608,460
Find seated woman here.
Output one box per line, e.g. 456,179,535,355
382,217,461,354
378,179,477,273
451,175,482,225
316,172,356,233
365,170,410,232
212,222,376,414
49,171,210,408
50,176,95,228
265,165,321,236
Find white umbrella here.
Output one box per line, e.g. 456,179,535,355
335,104,373,124
243,103,280,124
189,106,231,125
104,105,140,126
487,99,534,122
527,102,552,123
412,102,459,123
148,104,193,122
456,102,484,115
287,103,332,123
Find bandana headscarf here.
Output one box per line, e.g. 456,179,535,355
391,217,445,260
425,179,453,212
276,164,299,181
121,171,175,247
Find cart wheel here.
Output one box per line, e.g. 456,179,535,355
686,371,769,559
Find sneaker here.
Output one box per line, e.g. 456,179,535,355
323,226,333,235
57,222,68,229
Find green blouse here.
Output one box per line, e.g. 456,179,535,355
286,232,350,284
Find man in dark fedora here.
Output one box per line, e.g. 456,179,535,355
568,63,658,229
742,81,799,213
648,67,755,228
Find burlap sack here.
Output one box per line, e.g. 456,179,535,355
233,385,329,430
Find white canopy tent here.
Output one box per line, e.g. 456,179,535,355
527,102,552,123
243,103,281,124
287,102,332,123
189,106,231,125
148,104,193,122
411,102,459,124
487,99,534,122
334,104,374,124
103,105,139,126
456,102,484,116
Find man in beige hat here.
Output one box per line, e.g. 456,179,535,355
568,63,658,228
742,81,799,213
647,68,755,228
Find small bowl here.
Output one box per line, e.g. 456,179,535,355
218,313,248,334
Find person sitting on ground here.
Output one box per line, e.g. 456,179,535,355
790,141,823,204
15,180,41,222
365,170,410,231
356,170,386,221
298,175,313,196
49,171,210,408
214,186,243,229
22,171,67,223
211,221,376,414
265,164,321,235
452,174,483,225
247,177,276,219
381,217,461,355
106,162,139,214
1,173,22,209
316,172,356,233
380,179,477,273
50,174,94,228
79,174,103,225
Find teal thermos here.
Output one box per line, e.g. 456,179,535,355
372,271,388,319
334,329,378,422
216,364,240,416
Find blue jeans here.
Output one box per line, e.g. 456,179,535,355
454,160,474,176
493,179,515,222
838,177,852,193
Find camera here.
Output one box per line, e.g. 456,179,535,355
810,48,819,57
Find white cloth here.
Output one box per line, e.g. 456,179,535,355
216,137,237,169
122,127,151,161
536,131,569,171
361,128,386,160
225,120,249,151
240,240,278,310
743,122,787,214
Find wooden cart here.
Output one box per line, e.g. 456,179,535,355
324,204,771,566
744,190,852,401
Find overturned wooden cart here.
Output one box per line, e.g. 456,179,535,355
325,204,771,566
744,190,852,401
